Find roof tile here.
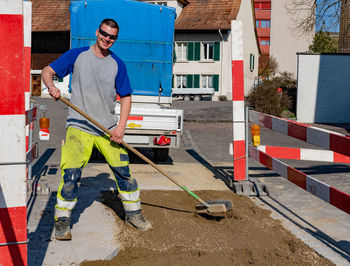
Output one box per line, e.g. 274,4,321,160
31,0,70,32
175,0,242,30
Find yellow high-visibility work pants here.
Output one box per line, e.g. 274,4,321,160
55,127,140,220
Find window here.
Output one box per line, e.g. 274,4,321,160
175,42,220,61
175,42,188,61
260,40,270,46
175,74,219,91
202,74,219,91
202,75,213,89
256,20,259,28
260,20,270,28
250,54,255,72
176,75,187,88
202,42,214,60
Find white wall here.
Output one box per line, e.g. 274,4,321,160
270,0,314,76
142,0,184,17
236,0,259,95
297,53,350,123
166,0,185,17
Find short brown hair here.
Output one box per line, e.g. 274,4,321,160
99,18,119,30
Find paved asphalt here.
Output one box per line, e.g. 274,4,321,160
28,97,350,265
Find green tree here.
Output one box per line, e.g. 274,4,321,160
288,0,350,52
308,31,338,52
258,55,279,79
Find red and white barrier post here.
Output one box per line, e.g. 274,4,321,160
231,20,246,181
0,1,28,264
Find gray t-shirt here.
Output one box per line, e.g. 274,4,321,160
50,46,132,135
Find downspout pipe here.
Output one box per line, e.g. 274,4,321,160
218,29,224,98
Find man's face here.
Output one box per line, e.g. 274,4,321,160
95,23,119,50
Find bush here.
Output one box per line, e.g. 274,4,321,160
247,72,295,117
219,95,227,101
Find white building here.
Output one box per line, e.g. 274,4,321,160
142,0,260,100
270,0,314,75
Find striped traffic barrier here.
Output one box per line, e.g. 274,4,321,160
249,110,350,158
24,1,32,152
0,1,28,264
256,145,350,164
25,105,37,180
250,145,350,214
231,20,246,181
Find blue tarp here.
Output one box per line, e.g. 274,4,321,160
70,0,175,97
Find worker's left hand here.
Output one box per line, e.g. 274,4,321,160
110,125,125,144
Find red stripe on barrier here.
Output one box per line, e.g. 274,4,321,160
24,47,31,93
128,116,143,121
265,146,301,160
25,106,37,125
233,140,246,181
330,133,350,158
26,136,29,152
259,150,273,170
287,167,306,190
231,60,244,101
0,206,27,243
0,15,25,115
329,187,350,214
333,152,350,164
261,113,272,130
288,122,307,142
0,244,27,266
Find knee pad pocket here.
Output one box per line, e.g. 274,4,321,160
61,181,78,200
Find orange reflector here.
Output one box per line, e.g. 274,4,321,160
153,135,171,146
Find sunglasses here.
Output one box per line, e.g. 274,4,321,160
98,28,118,40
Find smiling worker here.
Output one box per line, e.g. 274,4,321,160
41,18,152,241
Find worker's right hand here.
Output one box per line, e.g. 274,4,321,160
48,85,61,100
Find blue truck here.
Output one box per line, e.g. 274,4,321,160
70,0,183,161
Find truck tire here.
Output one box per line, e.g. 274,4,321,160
184,95,191,101
193,95,201,101
153,148,169,162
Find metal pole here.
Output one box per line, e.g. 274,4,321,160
27,102,34,180
245,106,249,180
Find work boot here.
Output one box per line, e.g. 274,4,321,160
55,217,72,240
125,212,152,231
